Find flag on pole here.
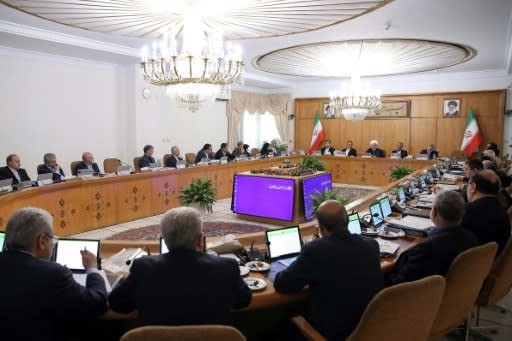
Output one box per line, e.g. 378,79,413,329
309,113,325,154
460,109,483,156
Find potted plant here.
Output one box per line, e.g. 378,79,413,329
300,156,326,171
178,177,217,213
309,188,350,215
389,165,415,181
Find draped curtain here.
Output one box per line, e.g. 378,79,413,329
227,91,292,148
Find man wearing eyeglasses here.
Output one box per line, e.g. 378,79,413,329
0,207,107,340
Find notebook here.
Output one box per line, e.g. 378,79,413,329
0,231,5,251
266,226,302,267
348,213,362,234
54,238,100,273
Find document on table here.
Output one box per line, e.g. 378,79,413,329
436,184,460,191
376,239,399,254
388,216,434,231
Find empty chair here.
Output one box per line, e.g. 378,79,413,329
120,325,246,341
163,154,172,167
103,158,121,174
291,275,446,341
185,153,196,165
70,161,81,176
429,242,498,339
133,156,142,172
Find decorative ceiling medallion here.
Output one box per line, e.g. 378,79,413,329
254,39,476,77
1,0,394,39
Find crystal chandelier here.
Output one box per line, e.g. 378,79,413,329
140,14,243,112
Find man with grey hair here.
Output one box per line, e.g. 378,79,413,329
0,207,107,340
385,190,478,286
419,144,439,160
391,141,408,158
109,206,252,326
76,152,101,173
0,154,31,184
38,152,65,181
165,146,183,168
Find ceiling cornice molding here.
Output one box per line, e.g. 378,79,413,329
0,20,138,57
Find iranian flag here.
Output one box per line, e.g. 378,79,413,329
460,110,483,156
309,113,325,154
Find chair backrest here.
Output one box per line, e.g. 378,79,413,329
429,242,498,338
70,161,81,176
103,158,121,174
163,154,172,167
250,148,259,157
37,164,45,173
133,156,142,172
120,325,246,341
185,153,196,164
477,237,512,306
346,275,445,341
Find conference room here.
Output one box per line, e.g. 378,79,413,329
1,0,512,340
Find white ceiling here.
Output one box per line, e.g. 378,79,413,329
1,0,511,90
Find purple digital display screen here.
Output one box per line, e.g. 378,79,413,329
303,173,333,221
232,175,295,221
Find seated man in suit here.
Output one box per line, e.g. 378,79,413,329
341,140,357,157
463,170,511,255
391,141,408,158
456,158,484,202
139,145,156,168
365,140,385,158
215,143,234,160
0,207,107,340
38,153,65,181
270,139,282,156
76,152,101,173
195,143,213,163
274,200,383,340
320,139,335,155
0,154,31,184
109,207,252,325
385,190,478,286
419,144,439,160
166,146,184,168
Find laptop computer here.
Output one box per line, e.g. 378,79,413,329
379,197,393,218
418,175,427,190
397,186,406,203
369,202,386,227
0,231,5,251
0,178,13,193
266,226,302,267
348,213,362,234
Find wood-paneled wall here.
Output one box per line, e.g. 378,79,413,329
295,90,506,157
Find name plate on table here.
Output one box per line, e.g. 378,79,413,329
334,151,347,157
176,161,186,169
390,154,401,159
116,166,131,176
361,153,372,158
416,154,429,160
220,157,228,164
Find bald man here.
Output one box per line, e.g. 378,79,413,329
462,170,511,255
274,200,383,340
0,154,31,185
76,152,101,174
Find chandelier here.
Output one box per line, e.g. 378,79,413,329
140,14,243,112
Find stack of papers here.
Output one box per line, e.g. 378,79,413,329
376,239,399,254
388,216,434,231
73,270,117,292
436,184,460,191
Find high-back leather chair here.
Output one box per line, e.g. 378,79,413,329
185,153,196,165
163,154,172,167
133,156,142,172
290,275,446,341
429,242,498,339
37,164,45,173
120,325,246,341
70,161,81,176
103,158,121,174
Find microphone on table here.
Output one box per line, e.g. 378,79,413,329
125,247,149,265
117,159,135,173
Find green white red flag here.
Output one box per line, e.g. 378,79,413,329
309,113,325,154
460,109,483,156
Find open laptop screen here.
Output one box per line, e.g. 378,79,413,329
379,197,392,217
54,238,100,272
397,186,406,202
369,203,384,226
348,213,362,234
418,175,427,189
0,231,5,251
266,226,302,260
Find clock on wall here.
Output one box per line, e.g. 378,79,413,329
370,100,410,118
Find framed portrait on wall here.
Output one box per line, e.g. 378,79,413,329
323,103,334,118
444,99,460,117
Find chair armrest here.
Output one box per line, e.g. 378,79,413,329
290,315,327,341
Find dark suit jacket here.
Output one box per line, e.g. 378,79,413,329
274,230,383,341
365,147,385,158
420,149,439,160
109,249,252,326
0,166,31,184
166,155,183,168
0,250,107,341
341,148,357,157
391,150,409,158
76,161,101,173
38,165,65,181
139,155,155,168
320,147,335,155
195,150,211,163
462,196,511,255
215,149,234,160
385,226,478,286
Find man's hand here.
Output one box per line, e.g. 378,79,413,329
80,250,98,269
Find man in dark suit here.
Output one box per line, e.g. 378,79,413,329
385,190,478,286
166,146,184,168
462,170,511,255
320,139,335,155
139,145,156,168
0,207,107,341
273,200,383,340
419,144,439,160
215,142,234,160
195,143,213,163
391,141,408,158
365,140,385,158
76,152,101,173
341,140,357,157
38,152,65,181
0,154,31,184
109,207,252,325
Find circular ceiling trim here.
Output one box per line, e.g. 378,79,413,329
1,0,395,39
253,38,476,77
